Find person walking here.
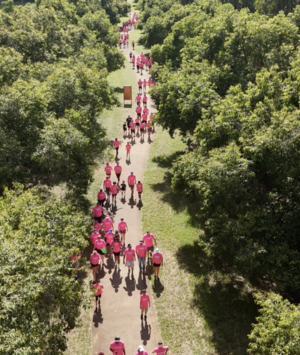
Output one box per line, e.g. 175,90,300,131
102,215,114,233
140,289,150,321
143,231,157,262
113,138,121,159
118,218,128,244
119,180,127,200
92,202,104,223
90,250,100,281
135,239,147,273
97,189,106,207
123,121,127,137
136,181,143,200
152,341,169,355
114,162,122,182
93,280,103,312
125,142,131,160
94,235,106,268
130,120,136,140
111,234,123,271
104,163,113,177
110,182,120,206
139,121,145,140
103,177,112,203
110,336,126,355
152,248,163,279
123,243,136,278
105,228,114,254
127,172,136,198
136,346,148,355
90,229,100,245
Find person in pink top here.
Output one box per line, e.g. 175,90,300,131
94,235,106,267
114,162,122,182
140,289,150,321
111,234,122,271
105,163,113,177
136,94,141,105
135,239,147,272
143,106,149,116
143,79,147,93
147,121,152,139
90,250,100,281
132,55,135,68
139,122,145,140
148,78,153,86
92,202,104,223
152,248,163,279
130,121,136,139
132,40,135,49
93,280,103,312
103,177,112,202
127,172,136,197
102,215,114,233
143,231,157,262
105,228,114,252
136,345,148,355
152,341,168,355
113,138,121,158
136,181,143,200
109,336,125,355
97,189,106,207
142,94,147,107
136,105,142,118
90,229,100,245
142,112,147,123
110,182,120,206
138,79,143,93
94,221,102,232
135,117,140,135
123,243,136,277
125,142,131,160
118,218,128,243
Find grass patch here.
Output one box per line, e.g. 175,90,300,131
142,128,257,355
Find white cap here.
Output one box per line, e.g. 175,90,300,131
155,248,160,253
138,345,144,351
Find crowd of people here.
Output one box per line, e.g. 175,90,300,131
84,13,168,355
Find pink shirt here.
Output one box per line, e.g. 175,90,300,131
114,165,122,174
135,118,141,124
94,239,105,250
135,352,148,355
93,283,103,296
146,122,151,129
136,183,143,192
143,96,147,103
90,253,100,264
93,205,103,217
142,113,147,121
93,221,101,231
128,175,136,185
138,80,142,86
90,231,100,244
136,95,141,103
130,121,136,130
105,231,114,245
98,191,106,200
118,221,127,231
124,248,135,261
111,184,119,194
112,240,122,253
152,347,169,355
136,106,142,114
103,219,113,232
105,165,112,174
136,244,147,257
152,252,163,264
113,140,120,148
143,233,155,247
126,144,131,152
143,80,147,87
143,107,149,115
140,294,150,308
110,341,125,355
104,179,112,188
140,122,145,129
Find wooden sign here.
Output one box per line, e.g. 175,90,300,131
123,86,132,106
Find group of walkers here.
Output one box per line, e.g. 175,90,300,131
87,13,169,355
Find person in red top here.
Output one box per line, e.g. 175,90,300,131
97,189,106,207
127,172,136,197
143,94,147,107
135,94,141,105
111,234,123,271
102,215,114,233
152,248,163,279
136,105,142,118
94,236,106,267
90,229,100,245
113,138,121,158
105,228,114,252
143,231,157,262
118,218,128,243
142,112,147,123
136,181,143,200
139,122,145,140
93,280,103,312
123,243,136,277
130,121,136,139
94,221,102,232
135,240,147,272
152,341,168,355
125,142,131,160
103,177,112,202
90,250,100,281
105,163,113,177
138,79,143,93
114,162,122,182
140,289,150,321
92,202,104,223
110,182,120,206
109,336,125,355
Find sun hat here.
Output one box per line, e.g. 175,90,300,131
138,345,144,351
155,248,160,253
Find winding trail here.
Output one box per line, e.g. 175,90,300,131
91,14,162,355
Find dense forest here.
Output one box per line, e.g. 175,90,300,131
0,0,129,353
135,0,300,352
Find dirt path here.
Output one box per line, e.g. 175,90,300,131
91,16,162,355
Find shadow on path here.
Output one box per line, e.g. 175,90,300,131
109,269,123,292
140,320,151,345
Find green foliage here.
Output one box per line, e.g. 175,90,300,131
248,293,300,354
0,184,89,354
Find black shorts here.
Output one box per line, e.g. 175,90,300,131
95,248,105,255
137,113,141,117
106,242,111,247
153,263,161,267
91,263,98,268
119,230,126,234
112,193,117,197
129,184,134,189
136,122,140,126
113,252,120,256
123,127,127,131
140,128,144,133
116,173,121,179
115,147,119,151
105,188,110,195
95,294,102,301
137,65,140,69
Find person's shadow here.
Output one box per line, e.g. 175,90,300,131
123,274,136,296
93,306,103,327
147,136,152,144
109,269,123,292
153,277,164,298
136,271,147,291
128,196,136,209
105,255,115,274
126,158,131,165
140,320,151,345
96,265,106,280
137,199,143,210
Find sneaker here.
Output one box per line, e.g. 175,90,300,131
119,267,121,271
